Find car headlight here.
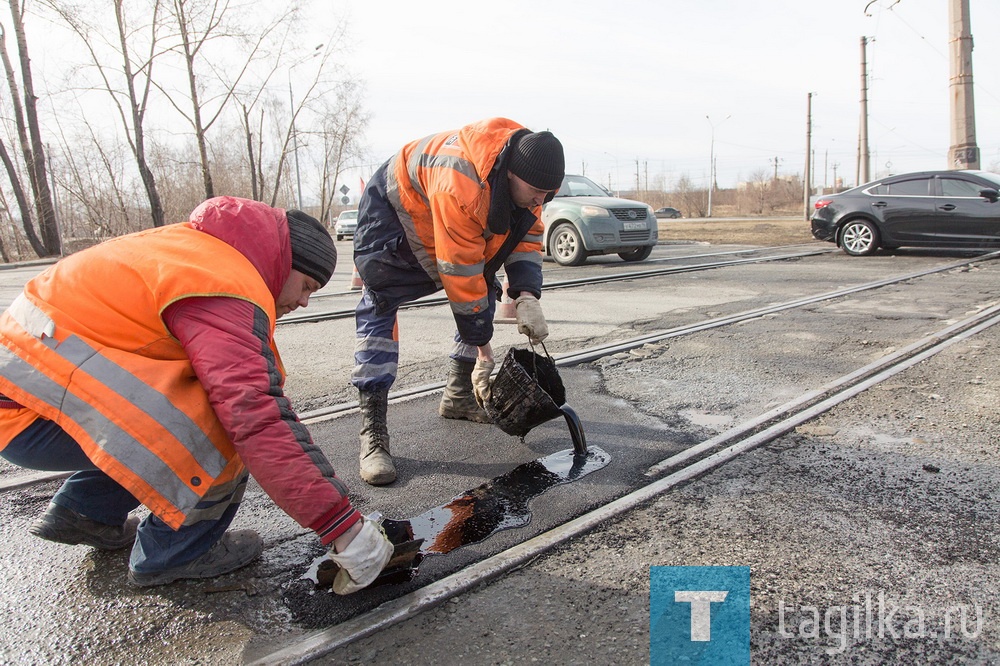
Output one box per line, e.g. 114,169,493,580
580,205,609,218
647,207,656,219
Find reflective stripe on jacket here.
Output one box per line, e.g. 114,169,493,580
0,224,280,529
357,117,545,346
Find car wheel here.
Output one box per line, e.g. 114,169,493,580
336,234,343,241
839,219,880,256
550,223,587,266
618,245,653,262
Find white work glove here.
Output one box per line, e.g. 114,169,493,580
514,294,548,344
327,518,393,595
471,358,495,408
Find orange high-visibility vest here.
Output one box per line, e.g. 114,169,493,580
386,117,544,317
0,223,281,529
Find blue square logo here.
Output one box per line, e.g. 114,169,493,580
650,566,750,665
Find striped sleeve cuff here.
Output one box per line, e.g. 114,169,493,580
310,503,363,546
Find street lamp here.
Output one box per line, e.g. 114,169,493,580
706,114,730,217
288,78,303,210
288,46,323,210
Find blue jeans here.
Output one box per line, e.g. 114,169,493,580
1,418,240,573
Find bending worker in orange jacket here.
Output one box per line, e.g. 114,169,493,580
0,197,391,593
351,117,565,485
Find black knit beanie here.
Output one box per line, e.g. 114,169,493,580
508,131,565,191
286,209,337,287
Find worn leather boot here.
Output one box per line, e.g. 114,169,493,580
30,502,139,550
128,529,263,587
359,388,396,485
438,358,491,423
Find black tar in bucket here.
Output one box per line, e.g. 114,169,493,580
484,346,587,454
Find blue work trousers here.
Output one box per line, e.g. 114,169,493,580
351,288,483,392
1,418,240,573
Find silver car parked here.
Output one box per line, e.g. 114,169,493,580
541,175,658,266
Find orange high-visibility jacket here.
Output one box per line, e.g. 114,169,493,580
367,117,545,345
0,223,279,529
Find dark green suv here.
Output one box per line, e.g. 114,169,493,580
541,175,658,266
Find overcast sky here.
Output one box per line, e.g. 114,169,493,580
307,0,999,192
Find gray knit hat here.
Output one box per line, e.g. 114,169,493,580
286,209,337,287
509,131,565,191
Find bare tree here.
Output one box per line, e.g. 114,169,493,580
743,169,770,214
41,0,168,227
0,138,27,258
267,49,327,208
0,0,58,256
160,0,299,200
0,182,21,259
673,173,707,218
315,82,368,224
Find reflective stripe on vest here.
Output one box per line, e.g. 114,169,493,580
0,342,208,515
386,155,442,286
0,224,277,528
0,307,235,521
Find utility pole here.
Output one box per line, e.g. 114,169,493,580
803,92,813,221
770,156,782,181
948,0,979,169
824,149,828,191
857,36,871,185
706,115,730,218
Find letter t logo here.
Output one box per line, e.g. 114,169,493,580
674,590,729,641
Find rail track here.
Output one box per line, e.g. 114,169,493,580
249,261,1000,665
278,244,835,325
2,246,998,664
3,249,996,495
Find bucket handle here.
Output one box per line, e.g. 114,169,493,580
526,340,553,379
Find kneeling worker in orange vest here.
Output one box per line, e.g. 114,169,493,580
0,196,391,593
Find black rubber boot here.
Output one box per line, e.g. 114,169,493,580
359,388,396,485
438,358,491,423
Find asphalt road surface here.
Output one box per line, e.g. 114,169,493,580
0,225,997,665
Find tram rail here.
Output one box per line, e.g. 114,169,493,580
3,250,997,494
249,290,1000,665
278,245,835,325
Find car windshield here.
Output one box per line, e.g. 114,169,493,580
555,175,611,198
339,211,358,220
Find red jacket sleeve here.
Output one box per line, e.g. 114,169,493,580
163,296,360,545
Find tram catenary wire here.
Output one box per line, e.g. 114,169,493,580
4,250,997,493
248,288,1000,666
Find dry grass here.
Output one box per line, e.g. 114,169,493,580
658,217,816,247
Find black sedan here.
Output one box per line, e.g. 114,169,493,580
654,207,682,219
810,170,1000,256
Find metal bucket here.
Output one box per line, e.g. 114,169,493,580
484,347,566,438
